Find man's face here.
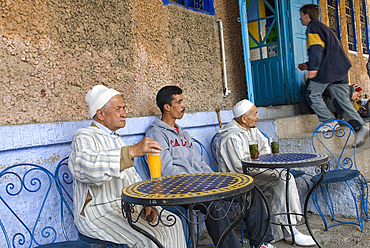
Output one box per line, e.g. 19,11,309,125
168,94,186,120
352,91,361,101
242,105,259,129
100,95,127,131
300,11,310,26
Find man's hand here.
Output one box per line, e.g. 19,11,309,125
129,137,162,159
307,70,318,79
144,206,158,223
298,63,308,71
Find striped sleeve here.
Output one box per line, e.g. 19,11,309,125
306,31,324,71
69,130,123,185
219,135,246,173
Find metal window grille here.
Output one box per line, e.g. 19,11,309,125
345,0,357,51
360,0,369,54
328,0,341,41
166,0,214,15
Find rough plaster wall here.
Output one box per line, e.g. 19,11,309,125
0,0,247,126
348,54,370,94
0,0,135,125
214,0,248,107
129,1,225,116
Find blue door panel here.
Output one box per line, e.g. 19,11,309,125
239,0,317,106
252,57,285,106
288,0,317,103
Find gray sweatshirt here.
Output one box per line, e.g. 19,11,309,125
145,119,213,176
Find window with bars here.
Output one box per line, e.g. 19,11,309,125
360,0,369,54
345,0,356,51
328,0,340,40
163,0,215,15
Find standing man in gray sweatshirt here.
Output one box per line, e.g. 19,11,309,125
145,85,275,248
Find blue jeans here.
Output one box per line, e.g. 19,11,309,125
307,80,365,131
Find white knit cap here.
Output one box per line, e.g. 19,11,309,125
233,99,254,118
85,85,121,119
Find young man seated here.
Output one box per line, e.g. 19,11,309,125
145,86,275,248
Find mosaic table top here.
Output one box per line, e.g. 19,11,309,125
242,153,329,169
122,172,254,205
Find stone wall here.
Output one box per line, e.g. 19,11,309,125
0,0,246,126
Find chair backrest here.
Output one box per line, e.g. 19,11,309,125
140,156,151,180
0,158,77,247
312,119,358,171
192,137,214,171
259,130,270,144
210,133,219,171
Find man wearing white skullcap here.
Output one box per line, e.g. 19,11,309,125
68,85,186,248
215,99,315,247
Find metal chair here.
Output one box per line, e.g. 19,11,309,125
210,133,220,172
192,137,214,172
54,157,127,248
311,119,369,232
0,161,91,248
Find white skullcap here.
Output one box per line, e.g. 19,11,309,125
85,85,121,119
233,99,254,118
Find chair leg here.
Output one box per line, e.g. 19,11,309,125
311,185,328,231
240,221,246,246
345,179,365,232
357,176,369,220
322,183,336,221
312,179,368,232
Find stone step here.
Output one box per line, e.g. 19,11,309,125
274,114,321,139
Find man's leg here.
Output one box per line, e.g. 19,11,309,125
327,83,369,147
327,83,365,131
307,80,335,122
244,187,274,247
195,202,243,248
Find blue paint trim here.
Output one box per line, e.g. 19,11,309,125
362,0,370,54
238,0,255,103
279,0,293,104
0,107,285,153
347,0,357,52
0,111,233,152
336,0,342,42
162,0,215,15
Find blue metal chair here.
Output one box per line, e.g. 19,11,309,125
192,137,214,172
0,162,91,248
210,133,220,172
311,119,369,232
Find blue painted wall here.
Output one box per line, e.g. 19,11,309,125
0,109,277,246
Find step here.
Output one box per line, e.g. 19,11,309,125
274,114,321,139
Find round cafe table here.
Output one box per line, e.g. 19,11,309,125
242,152,329,248
121,172,254,248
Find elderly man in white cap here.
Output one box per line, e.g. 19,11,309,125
215,99,315,247
68,85,186,248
